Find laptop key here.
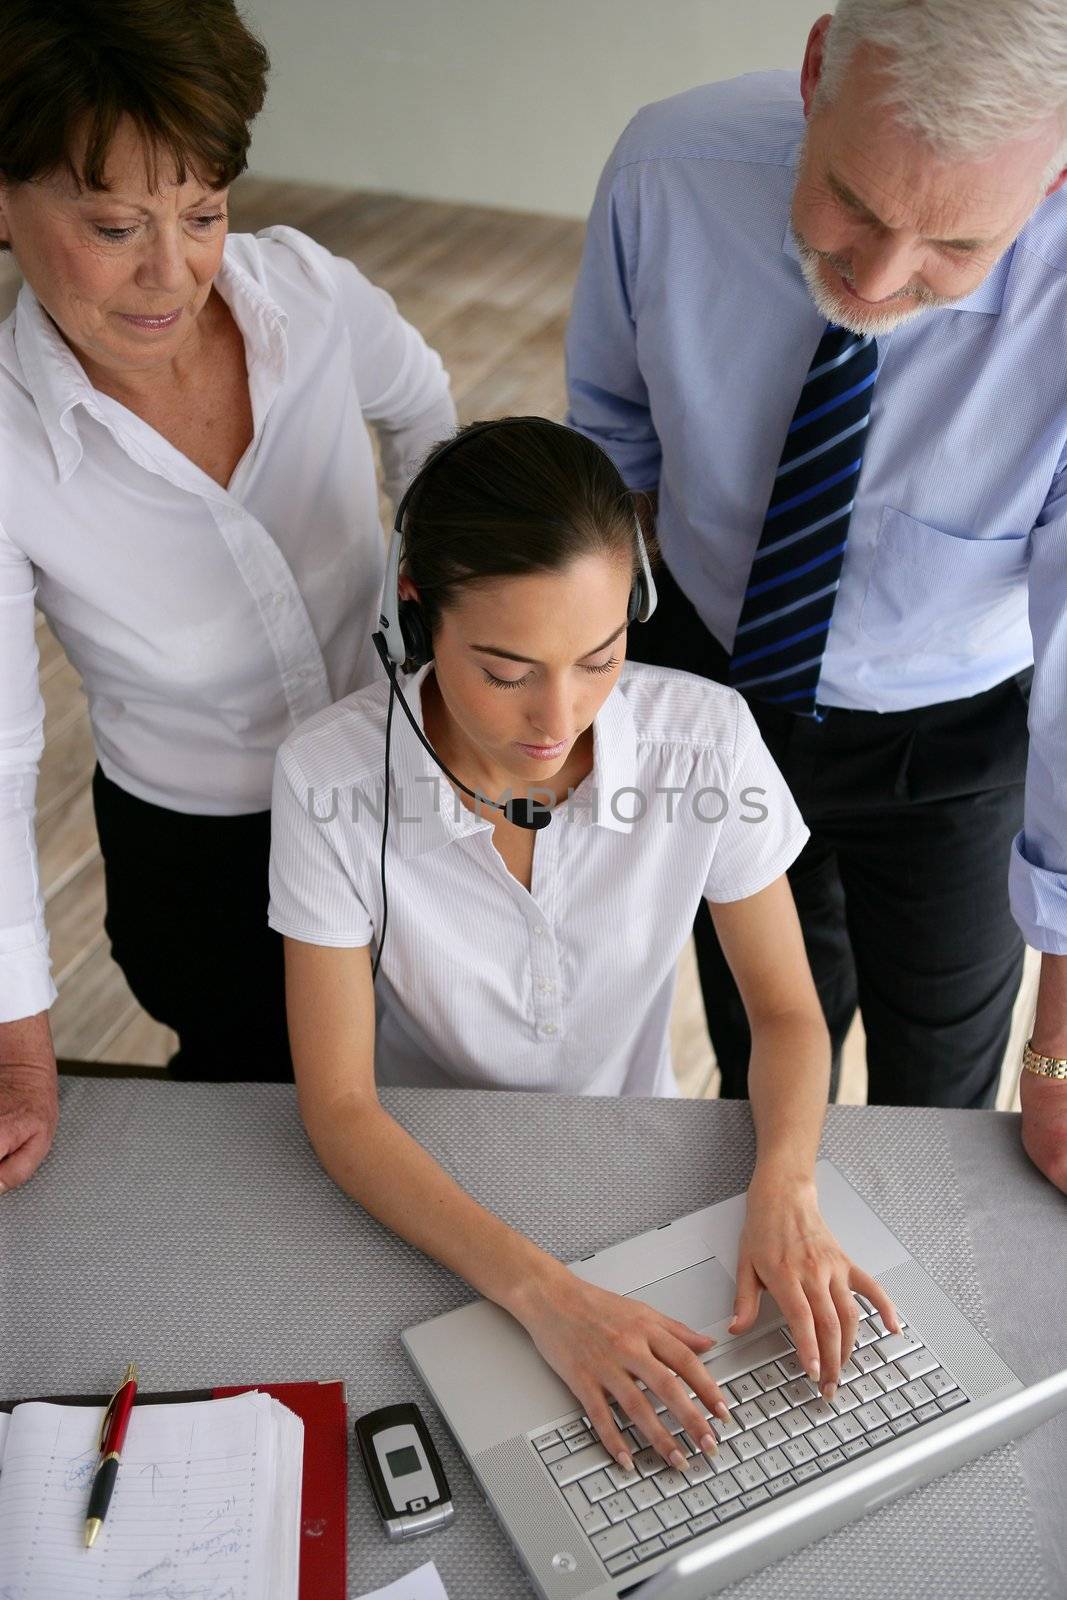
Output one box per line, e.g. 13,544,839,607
854,1320,880,1347
707,1443,739,1472
662,1525,692,1548
807,1425,840,1455
793,1460,822,1483
731,1374,764,1404
802,1397,835,1425
938,1390,969,1413
653,1469,689,1498
734,1460,768,1491
866,1424,894,1447
902,1379,935,1408
781,1407,813,1438
839,1358,861,1383
754,1362,789,1390
759,1388,791,1419
830,1386,860,1415
549,1443,612,1486
540,1443,569,1464
690,1510,719,1534
628,1479,663,1511
684,1455,716,1482
842,1437,871,1459
717,1498,746,1521
830,1412,864,1444
655,1496,690,1530
852,1345,884,1374
755,1419,789,1449
533,1430,561,1450
782,1436,817,1468
741,1486,771,1509
606,1462,642,1491
767,1471,798,1498
705,1328,793,1387
634,1536,665,1561
758,1447,791,1479
897,1349,939,1381
891,1413,919,1436
629,1509,667,1543
924,1368,958,1398
559,1419,587,1441
632,1448,663,1479
714,1414,742,1441
879,1390,912,1421
582,1470,615,1502
734,1401,766,1431
603,1491,637,1524
817,1447,846,1471
874,1330,923,1363
730,1431,764,1462
851,1375,885,1405
855,1401,889,1431
566,1429,594,1451
575,1501,610,1536
777,1352,806,1381
708,1471,742,1505
682,1484,716,1517
874,1363,907,1392
605,1550,639,1576
783,1378,818,1408
592,1523,636,1560
914,1401,942,1424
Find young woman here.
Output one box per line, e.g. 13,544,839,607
269,417,898,1476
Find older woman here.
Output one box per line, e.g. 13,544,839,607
0,0,455,1188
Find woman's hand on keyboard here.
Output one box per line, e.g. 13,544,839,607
729,1172,899,1402
513,1264,731,1472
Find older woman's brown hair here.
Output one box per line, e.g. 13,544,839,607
0,0,270,229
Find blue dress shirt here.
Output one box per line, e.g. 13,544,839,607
565,70,1067,955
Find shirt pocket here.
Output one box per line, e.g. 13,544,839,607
859,505,1030,653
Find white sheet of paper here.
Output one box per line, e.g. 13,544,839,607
354,1559,450,1600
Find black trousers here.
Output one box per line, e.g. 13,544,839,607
627,564,1029,1108
92,765,293,1081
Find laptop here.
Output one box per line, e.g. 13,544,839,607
402,1159,1067,1598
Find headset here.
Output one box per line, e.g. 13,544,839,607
368,416,657,979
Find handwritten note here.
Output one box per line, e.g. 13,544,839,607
0,1392,302,1600
354,1562,450,1600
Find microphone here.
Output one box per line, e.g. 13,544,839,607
371,632,552,831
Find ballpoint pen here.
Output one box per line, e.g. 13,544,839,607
85,1362,138,1549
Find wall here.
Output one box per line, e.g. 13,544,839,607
241,0,815,217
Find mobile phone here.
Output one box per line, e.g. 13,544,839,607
354,1401,454,1540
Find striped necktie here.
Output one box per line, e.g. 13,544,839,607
728,326,877,717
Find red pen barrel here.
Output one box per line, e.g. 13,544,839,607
101,1375,138,1455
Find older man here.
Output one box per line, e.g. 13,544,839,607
566,0,1067,1190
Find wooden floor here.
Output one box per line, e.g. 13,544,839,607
0,181,1036,1101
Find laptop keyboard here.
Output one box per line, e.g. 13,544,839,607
529,1294,969,1578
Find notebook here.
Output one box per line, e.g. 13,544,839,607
0,1390,302,1599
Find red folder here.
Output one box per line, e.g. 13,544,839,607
216,1379,347,1600
2,1377,347,1600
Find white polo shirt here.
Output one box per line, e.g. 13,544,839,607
268,660,809,1096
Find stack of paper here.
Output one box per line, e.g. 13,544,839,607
0,1391,303,1598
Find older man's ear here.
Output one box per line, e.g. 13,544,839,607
799,15,834,118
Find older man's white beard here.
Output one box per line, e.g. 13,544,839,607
792,231,954,335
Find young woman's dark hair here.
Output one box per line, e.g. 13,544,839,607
400,416,659,636
0,0,269,241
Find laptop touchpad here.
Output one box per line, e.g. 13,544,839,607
626,1256,735,1330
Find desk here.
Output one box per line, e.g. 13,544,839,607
2,1081,1064,1599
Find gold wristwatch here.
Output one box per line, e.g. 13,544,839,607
1023,1040,1067,1081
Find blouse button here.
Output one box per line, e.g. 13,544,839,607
537,980,555,995
541,1022,558,1036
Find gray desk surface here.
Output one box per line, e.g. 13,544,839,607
1,1081,1064,1600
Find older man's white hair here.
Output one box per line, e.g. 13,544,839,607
817,0,1067,179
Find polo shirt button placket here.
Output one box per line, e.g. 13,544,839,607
530,920,563,1042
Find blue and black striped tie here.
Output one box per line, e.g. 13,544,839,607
728,325,878,717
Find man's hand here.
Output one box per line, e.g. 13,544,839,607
1020,1068,1067,1193
0,1012,59,1191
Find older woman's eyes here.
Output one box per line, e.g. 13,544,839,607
92,214,226,242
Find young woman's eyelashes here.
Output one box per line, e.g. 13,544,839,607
482,654,620,691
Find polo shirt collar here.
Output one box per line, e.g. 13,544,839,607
13,234,289,485
386,663,639,857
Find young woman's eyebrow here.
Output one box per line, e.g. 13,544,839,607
469,620,627,666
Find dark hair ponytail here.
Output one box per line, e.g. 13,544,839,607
401,416,657,634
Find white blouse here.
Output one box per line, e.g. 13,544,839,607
268,661,809,1097
0,226,456,1023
